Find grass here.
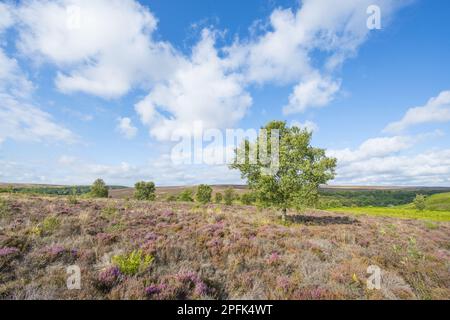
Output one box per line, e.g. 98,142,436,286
401,192,450,212
328,206,450,222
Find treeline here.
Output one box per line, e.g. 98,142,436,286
0,185,125,196
318,189,447,208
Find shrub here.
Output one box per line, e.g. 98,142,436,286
112,250,154,276
178,189,194,202
214,192,223,204
414,194,426,211
0,199,10,218
134,181,156,201
224,188,234,205
166,194,177,202
101,206,118,220
41,216,60,235
196,184,212,204
241,192,256,205
91,179,109,198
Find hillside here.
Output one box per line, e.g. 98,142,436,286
1,194,449,300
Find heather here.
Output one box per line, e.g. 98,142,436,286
0,194,449,300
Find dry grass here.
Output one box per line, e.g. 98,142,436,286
0,194,449,300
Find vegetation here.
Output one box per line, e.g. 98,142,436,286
214,192,223,204
223,188,235,205
241,192,256,205
134,181,156,201
178,189,194,202
231,121,336,221
403,192,450,212
329,206,450,222
318,189,447,208
413,194,427,211
196,184,212,204
90,179,109,198
1,194,449,300
112,250,154,276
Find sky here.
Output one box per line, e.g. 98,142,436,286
0,0,449,187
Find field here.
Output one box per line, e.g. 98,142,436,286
1,194,449,300
329,193,450,222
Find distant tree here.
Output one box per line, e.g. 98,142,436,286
215,192,223,204
91,179,109,198
166,194,177,202
414,194,426,211
196,184,212,204
178,189,194,202
241,192,256,205
230,121,336,221
224,188,235,206
134,181,156,201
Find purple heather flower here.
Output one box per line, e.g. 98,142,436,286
0,247,19,257
145,284,167,296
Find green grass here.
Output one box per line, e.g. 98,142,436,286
401,192,450,211
328,206,450,222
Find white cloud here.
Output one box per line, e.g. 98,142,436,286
384,90,450,133
0,21,76,145
225,0,403,113
328,131,450,186
291,120,319,133
0,93,76,144
135,29,252,141
283,75,340,114
329,136,415,165
116,117,137,139
15,0,180,99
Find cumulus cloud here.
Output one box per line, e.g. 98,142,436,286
135,30,252,141
116,117,138,139
283,75,340,114
15,0,180,98
226,0,403,112
329,132,450,186
291,120,319,133
384,90,450,133
0,42,76,145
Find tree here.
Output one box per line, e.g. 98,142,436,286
196,184,212,204
134,181,156,201
224,188,235,206
413,194,426,211
91,179,109,198
178,189,194,202
241,192,256,205
230,121,336,221
215,192,223,204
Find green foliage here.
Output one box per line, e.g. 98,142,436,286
101,206,118,220
134,181,156,201
0,198,10,218
241,192,256,205
329,206,450,222
91,179,109,198
319,189,448,208
41,216,60,234
414,194,426,211
224,188,234,205
178,189,194,202
214,192,223,204
166,194,177,202
112,249,154,276
230,121,336,219
196,184,212,204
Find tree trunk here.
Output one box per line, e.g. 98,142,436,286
281,208,287,222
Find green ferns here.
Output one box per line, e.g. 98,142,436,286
112,250,154,276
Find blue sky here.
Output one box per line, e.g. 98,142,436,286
0,0,449,186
